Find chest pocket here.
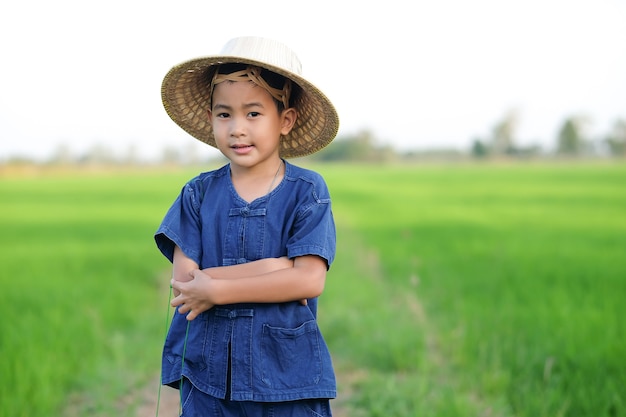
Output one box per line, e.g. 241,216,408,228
222,206,267,266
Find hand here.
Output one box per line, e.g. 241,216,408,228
170,269,217,321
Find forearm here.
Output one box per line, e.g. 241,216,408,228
203,257,294,279
173,246,292,282
210,263,325,304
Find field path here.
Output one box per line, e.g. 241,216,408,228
133,376,180,417
129,376,179,417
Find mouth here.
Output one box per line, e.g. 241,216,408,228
231,143,254,154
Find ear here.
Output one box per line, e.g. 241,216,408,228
280,108,297,135
206,109,213,126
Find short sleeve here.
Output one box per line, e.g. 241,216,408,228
286,179,336,269
154,180,204,265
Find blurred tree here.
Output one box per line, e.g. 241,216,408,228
556,115,588,155
313,129,392,162
124,144,139,165
605,118,626,157
50,143,73,165
490,110,519,155
471,138,489,158
80,143,115,164
161,146,182,165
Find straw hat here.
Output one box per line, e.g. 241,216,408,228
161,37,339,158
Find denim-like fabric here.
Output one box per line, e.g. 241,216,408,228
180,377,333,416
155,161,337,402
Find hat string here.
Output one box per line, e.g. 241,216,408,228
210,65,292,110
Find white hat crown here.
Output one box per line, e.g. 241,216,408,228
219,37,303,76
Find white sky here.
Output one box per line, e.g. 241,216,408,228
1,0,625,161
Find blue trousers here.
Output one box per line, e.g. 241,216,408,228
179,379,333,417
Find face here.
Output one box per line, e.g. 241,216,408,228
208,80,296,170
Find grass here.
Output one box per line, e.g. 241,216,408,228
319,162,626,416
0,168,197,416
1,161,624,417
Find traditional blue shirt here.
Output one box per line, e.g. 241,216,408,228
155,161,337,402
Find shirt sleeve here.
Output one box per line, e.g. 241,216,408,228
286,177,336,269
154,179,203,265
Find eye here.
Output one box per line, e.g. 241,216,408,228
216,112,230,118
248,111,260,117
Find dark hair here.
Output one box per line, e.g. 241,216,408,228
210,63,301,112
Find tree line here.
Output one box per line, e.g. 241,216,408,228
311,113,625,162
469,112,625,159
4,114,625,166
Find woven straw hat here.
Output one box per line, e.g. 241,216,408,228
161,37,339,158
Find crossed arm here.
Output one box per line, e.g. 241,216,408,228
170,246,327,320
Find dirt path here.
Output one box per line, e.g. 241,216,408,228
133,376,180,417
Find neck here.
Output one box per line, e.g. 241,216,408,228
229,158,284,203
229,155,282,178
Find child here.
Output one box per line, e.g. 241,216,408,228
155,36,339,416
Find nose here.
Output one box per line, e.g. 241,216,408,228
229,117,246,138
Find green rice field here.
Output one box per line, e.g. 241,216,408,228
1,162,625,417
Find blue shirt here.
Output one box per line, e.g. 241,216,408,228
155,161,337,402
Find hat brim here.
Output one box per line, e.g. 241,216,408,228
161,55,339,158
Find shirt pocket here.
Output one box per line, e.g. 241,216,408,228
260,320,322,389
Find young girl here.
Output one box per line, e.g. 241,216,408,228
155,36,339,416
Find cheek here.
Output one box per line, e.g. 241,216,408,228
211,122,229,147
210,119,226,136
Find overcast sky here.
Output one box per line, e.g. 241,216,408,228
1,0,625,161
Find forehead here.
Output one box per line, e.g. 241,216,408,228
212,80,275,104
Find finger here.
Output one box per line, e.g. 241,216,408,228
171,294,184,308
